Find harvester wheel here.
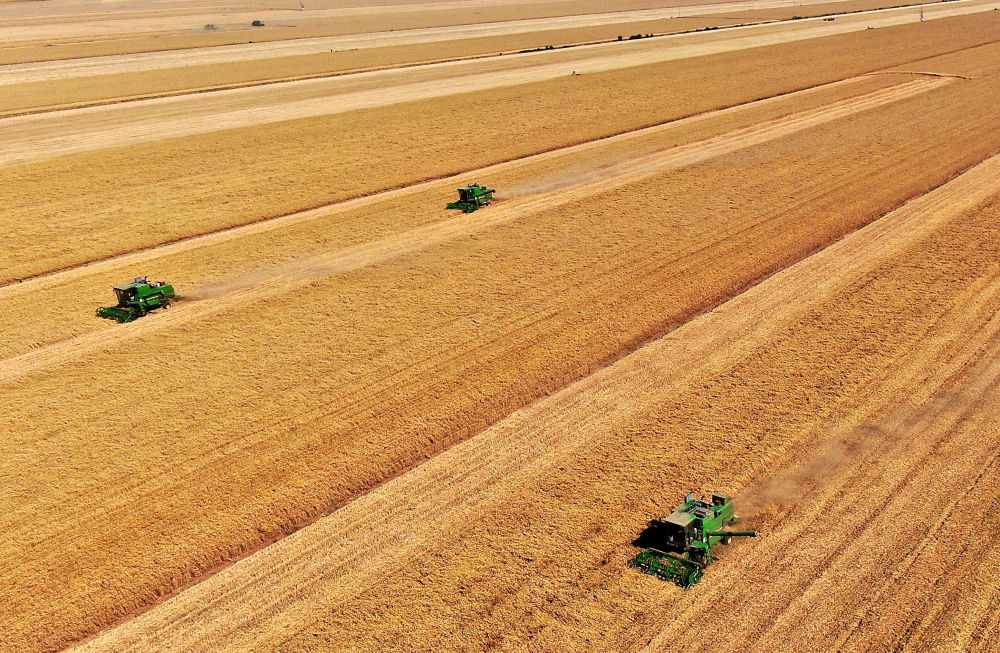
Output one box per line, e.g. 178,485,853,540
163,302,171,310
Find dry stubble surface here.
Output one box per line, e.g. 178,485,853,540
5,35,1000,651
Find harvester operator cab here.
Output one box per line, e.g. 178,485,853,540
114,286,136,306
631,491,755,587
660,512,695,552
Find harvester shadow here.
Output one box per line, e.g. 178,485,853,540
631,523,661,549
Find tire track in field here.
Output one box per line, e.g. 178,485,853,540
0,77,952,385
0,0,989,167
71,132,1000,653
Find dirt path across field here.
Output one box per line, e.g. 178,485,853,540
71,141,1000,653
0,76,948,385
0,0,989,167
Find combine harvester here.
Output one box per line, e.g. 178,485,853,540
97,277,175,323
632,492,756,587
447,183,495,213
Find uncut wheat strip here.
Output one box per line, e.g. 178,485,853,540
73,135,1000,652
0,77,951,385
0,73,887,301
0,0,988,167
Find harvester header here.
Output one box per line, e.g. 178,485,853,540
447,183,495,213
631,492,756,587
97,277,175,323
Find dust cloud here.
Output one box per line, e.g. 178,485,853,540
499,153,655,199
740,437,856,517
183,254,351,301
740,392,963,517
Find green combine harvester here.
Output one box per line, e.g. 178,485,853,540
631,492,756,588
97,277,175,323
447,183,495,213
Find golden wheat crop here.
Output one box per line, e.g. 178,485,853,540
4,5,1000,652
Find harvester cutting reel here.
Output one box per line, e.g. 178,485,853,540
631,548,705,588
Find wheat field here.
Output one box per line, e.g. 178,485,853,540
4,1,1000,651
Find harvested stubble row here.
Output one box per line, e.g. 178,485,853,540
2,12,1000,281
75,126,1000,653
5,40,1000,651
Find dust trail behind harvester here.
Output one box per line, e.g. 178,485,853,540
740,383,983,519
499,157,638,199
184,258,330,301
183,241,410,301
